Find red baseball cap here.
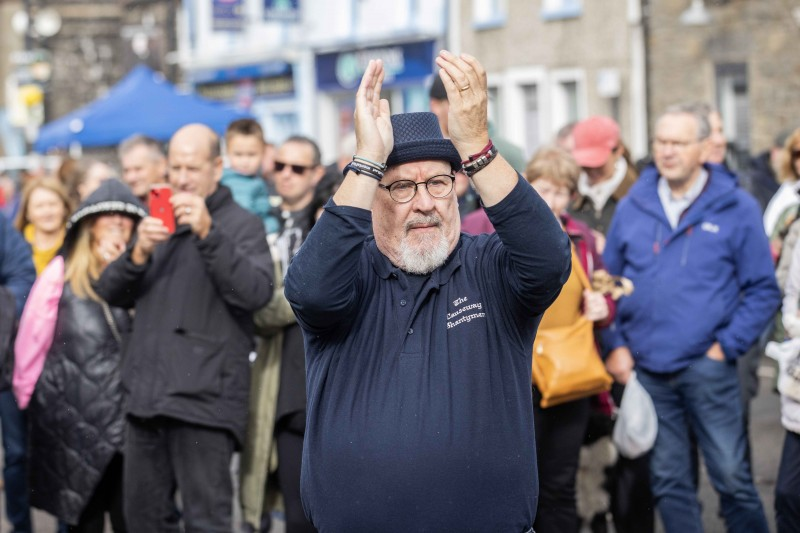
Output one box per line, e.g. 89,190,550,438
571,116,621,168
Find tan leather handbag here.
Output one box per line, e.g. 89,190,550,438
532,249,613,408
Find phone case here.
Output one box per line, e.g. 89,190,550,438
149,186,175,233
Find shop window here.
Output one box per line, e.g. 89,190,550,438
472,0,507,30
541,0,582,21
522,84,541,159
488,86,501,133
559,81,579,124
550,72,585,134
715,63,750,166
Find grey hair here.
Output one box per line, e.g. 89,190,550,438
661,102,712,140
118,134,166,162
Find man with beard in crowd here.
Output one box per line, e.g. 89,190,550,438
284,51,571,532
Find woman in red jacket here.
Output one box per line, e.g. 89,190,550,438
463,146,615,533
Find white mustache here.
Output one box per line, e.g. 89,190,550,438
405,215,441,232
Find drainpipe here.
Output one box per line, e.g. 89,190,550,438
447,0,461,55
628,0,650,160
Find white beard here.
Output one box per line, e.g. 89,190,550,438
396,216,450,275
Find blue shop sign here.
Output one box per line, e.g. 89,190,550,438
213,0,245,32
316,40,436,91
191,62,294,103
190,62,292,85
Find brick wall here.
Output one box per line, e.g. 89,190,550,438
648,0,800,153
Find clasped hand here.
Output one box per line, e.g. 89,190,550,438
353,50,491,165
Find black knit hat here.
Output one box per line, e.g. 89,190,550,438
386,112,461,170
65,179,146,248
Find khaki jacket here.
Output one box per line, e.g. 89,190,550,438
240,251,296,529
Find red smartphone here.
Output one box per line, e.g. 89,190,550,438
148,185,175,233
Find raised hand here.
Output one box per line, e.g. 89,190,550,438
434,50,490,158
354,59,394,164
95,234,127,266
131,216,170,265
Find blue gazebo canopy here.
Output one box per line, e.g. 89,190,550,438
34,65,251,152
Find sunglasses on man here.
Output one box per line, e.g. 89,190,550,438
275,161,314,174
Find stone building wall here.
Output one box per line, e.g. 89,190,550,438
647,0,800,153
458,0,638,154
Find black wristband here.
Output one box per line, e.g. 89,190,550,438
344,161,384,181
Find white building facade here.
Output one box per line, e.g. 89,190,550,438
176,0,448,164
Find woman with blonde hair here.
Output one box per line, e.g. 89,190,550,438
14,177,71,275
14,179,145,532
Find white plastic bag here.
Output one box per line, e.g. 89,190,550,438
613,371,657,459
766,339,800,403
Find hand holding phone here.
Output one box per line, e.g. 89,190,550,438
149,185,176,234
172,192,212,240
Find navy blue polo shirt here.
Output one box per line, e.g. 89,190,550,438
285,177,571,532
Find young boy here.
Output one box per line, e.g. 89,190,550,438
222,119,280,234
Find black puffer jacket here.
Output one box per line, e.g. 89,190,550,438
95,185,273,445
28,283,131,524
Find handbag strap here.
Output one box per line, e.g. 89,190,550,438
101,301,122,345
569,241,592,292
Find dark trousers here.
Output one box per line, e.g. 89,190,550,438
532,388,590,533
776,430,800,533
124,416,235,533
0,390,31,533
275,412,316,533
68,454,126,533
607,383,655,533
611,455,654,533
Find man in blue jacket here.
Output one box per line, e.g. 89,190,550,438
285,52,571,532
603,103,779,533
0,214,35,532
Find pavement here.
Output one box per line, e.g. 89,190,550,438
2,361,785,532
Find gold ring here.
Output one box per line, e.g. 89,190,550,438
459,85,470,92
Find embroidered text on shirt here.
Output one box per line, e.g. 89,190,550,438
447,296,486,329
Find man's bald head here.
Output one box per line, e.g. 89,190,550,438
170,124,221,161
167,124,223,198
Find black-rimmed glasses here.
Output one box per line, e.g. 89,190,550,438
378,175,455,203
